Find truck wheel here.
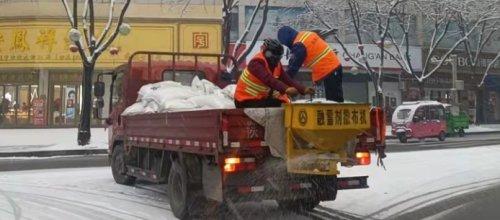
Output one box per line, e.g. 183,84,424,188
168,160,196,219
111,145,136,185
278,198,320,212
438,131,446,141
398,133,408,143
458,128,465,137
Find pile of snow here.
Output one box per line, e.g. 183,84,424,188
122,77,236,115
294,98,338,104
293,98,354,104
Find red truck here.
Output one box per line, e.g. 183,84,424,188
96,52,386,219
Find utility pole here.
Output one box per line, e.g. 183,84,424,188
450,54,459,106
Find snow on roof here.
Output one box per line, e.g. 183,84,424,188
401,100,443,107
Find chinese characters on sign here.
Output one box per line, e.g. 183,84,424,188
0,28,118,63
11,30,30,52
314,108,368,126
32,98,46,126
36,29,57,52
193,32,209,49
0,33,4,51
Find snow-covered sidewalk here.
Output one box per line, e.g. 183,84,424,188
1,123,500,154
385,124,500,137
0,128,107,154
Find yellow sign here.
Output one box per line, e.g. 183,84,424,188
0,21,221,69
287,104,371,130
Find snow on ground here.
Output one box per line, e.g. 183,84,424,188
0,128,107,153
0,167,174,220
385,124,500,137
327,144,500,219
1,145,500,219
465,124,500,133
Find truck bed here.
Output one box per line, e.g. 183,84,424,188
123,109,265,155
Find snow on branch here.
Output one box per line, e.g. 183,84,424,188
479,51,500,87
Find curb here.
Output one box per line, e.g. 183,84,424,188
0,154,109,172
385,130,500,140
0,149,108,158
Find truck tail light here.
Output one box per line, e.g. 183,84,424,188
223,157,256,173
355,151,371,165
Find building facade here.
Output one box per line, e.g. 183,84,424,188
0,0,222,128
234,0,499,123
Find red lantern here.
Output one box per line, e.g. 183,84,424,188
69,44,78,53
109,47,119,55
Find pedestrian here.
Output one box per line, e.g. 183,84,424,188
234,39,314,108
278,26,344,102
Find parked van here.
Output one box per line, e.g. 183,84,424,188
391,101,447,143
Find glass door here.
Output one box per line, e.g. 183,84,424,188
50,84,80,127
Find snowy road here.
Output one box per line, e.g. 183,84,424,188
1,144,500,219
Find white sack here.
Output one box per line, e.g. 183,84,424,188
122,102,146,116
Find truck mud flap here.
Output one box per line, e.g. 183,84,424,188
337,176,369,190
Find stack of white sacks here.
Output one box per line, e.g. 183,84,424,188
122,77,236,115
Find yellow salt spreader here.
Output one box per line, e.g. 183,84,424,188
284,102,386,180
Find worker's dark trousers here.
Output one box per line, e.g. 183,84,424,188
322,66,344,102
235,99,282,108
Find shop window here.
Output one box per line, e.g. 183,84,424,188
0,84,38,127
51,84,80,126
1,86,17,126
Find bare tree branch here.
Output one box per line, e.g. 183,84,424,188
479,51,500,87
96,0,116,48
96,0,132,60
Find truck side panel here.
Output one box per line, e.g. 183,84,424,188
123,110,222,155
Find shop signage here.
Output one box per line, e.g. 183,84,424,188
0,21,221,68
32,98,46,126
427,49,500,75
247,41,422,71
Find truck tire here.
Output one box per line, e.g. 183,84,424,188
458,128,465,137
168,160,196,219
278,198,320,212
111,145,136,185
438,131,446,141
398,133,408,143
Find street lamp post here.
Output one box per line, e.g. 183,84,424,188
450,54,459,107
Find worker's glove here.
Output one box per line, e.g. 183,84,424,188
304,87,316,95
285,87,299,97
272,91,281,99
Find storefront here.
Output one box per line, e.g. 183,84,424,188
0,72,39,127
0,19,222,128
483,75,500,123
402,49,500,123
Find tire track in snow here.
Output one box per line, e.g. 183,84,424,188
0,181,170,211
0,188,22,220
3,190,149,220
364,177,500,219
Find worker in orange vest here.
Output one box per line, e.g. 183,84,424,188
234,39,315,108
278,26,344,102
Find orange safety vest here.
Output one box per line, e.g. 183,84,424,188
235,52,290,103
293,31,341,82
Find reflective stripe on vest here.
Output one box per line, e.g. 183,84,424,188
235,52,287,102
240,69,268,96
294,31,341,82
